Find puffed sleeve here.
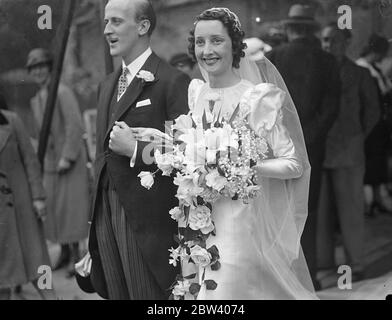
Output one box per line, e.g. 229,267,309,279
242,83,303,179
188,78,205,112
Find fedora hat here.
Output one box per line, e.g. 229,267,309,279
26,48,53,68
283,4,320,28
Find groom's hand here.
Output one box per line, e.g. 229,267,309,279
109,121,136,157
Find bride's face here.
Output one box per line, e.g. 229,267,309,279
194,20,234,77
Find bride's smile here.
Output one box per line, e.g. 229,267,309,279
202,56,220,66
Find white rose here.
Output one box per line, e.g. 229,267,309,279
172,154,185,170
176,187,195,207
136,70,155,82
137,171,154,190
174,173,203,207
172,280,191,297
188,205,215,234
176,195,191,208
169,206,184,221
190,245,212,268
172,114,194,132
154,149,173,176
205,170,227,192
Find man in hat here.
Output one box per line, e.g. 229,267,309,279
266,4,341,290
317,24,380,283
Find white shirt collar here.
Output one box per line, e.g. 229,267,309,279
122,47,152,76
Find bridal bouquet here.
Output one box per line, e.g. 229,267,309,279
137,100,268,300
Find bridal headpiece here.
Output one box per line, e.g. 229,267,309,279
195,7,242,32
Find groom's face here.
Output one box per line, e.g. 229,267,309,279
104,0,139,60
194,20,234,77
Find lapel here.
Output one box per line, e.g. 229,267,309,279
103,52,161,143
96,68,121,147
0,124,12,154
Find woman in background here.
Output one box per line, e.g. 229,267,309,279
0,94,55,299
26,48,90,277
357,34,392,216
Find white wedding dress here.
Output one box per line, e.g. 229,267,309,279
183,78,318,300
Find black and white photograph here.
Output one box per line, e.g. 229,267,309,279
0,0,392,304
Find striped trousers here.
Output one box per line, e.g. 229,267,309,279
94,185,164,300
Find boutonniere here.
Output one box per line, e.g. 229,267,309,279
136,70,155,84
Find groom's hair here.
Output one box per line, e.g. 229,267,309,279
134,0,156,36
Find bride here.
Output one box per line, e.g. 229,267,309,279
136,7,318,300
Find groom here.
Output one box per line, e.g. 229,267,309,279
85,0,190,299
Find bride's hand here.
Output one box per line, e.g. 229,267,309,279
131,127,173,145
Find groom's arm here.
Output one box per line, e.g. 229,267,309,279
134,71,190,167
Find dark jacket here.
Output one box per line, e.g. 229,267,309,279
266,37,341,154
90,52,190,297
0,110,50,287
324,57,380,168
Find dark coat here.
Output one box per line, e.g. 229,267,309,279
89,52,190,297
0,110,50,287
324,57,380,168
30,84,90,243
266,37,341,155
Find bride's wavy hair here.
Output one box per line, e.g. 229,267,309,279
188,8,247,69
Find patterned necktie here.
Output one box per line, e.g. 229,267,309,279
117,67,129,101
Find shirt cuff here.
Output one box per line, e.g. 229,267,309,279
130,141,138,167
